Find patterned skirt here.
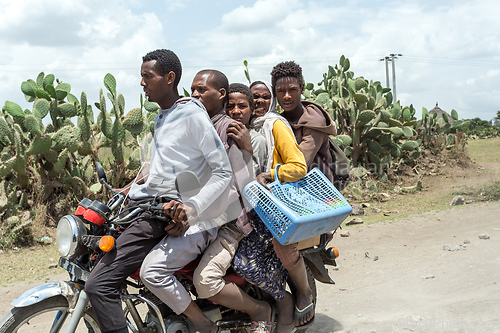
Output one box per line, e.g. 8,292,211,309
232,217,288,300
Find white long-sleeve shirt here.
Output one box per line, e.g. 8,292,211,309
128,98,232,224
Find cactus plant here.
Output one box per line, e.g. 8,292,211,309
0,71,162,246
303,55,423,179
416,106,468,152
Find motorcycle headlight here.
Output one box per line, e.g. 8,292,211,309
56,215,88,259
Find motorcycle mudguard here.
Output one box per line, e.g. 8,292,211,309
303,252,335,284
11,281,83,309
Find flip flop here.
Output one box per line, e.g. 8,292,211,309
248,320,273,333
294,302,315,329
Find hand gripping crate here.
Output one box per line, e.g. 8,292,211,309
243,166,352,245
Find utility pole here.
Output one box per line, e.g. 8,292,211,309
380,53,403,102
379,56,390,88
390,53,402,102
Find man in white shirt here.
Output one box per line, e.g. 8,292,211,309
85,49,232,333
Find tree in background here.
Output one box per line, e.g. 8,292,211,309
461,116,499,138
494,111,500,126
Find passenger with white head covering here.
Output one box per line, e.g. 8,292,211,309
249,81,276,117
249,81,304,178
233,81,307,333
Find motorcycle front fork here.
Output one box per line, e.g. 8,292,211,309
52,289,170,333
48,291,91,333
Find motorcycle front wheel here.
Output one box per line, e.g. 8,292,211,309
0,296,101,333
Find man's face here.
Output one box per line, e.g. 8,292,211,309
191,73,225,116
140,60,167,105
274,76,303,113
227,92,252,126
251,83,272,118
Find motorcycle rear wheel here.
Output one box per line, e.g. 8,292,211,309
0,296,101,333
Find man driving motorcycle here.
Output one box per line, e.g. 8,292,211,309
141,69,259,333
84,49,232,333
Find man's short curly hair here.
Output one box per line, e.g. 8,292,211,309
197,69,229,107
270,61,304,92
228,83,254,108
142,49,182,87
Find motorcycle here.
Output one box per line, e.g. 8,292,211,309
0,163,340,333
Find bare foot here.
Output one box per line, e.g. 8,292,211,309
183,301,218,333
294,289,314,327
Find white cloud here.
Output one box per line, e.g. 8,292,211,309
0,0,88,46
0,0,165,113
220,0,286,31
180,0,499,120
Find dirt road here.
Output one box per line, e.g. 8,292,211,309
1,201,499,332
312,201,500,333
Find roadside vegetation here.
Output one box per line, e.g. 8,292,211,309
459,116,500,139
454,181,500,202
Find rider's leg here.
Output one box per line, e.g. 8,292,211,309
209,282,271,321
183,301,218,333
275,291,295,333
140,224,216,333
272,239,314,327
85,212,167,333
194,223,271,322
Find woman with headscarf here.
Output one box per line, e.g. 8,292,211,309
248,81,306,180
233,81,307,333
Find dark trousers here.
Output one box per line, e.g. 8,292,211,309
85,202,168,333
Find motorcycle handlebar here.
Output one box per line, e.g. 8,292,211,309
138,203,164,212
138,202,187,222
107,201,186,226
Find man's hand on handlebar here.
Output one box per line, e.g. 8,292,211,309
162,201,194,236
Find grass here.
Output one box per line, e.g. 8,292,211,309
453,181,500,202
467,137,500,163
356,186,458,225
347,137,500,225
0,243,63,286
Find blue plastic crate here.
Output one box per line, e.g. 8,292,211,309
243,167,352,245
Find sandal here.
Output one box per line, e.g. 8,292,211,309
294,302,315,329
248,320,273,333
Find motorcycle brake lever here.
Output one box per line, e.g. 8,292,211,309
139,203,186,221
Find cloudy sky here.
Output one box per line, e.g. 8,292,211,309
1,0,499,121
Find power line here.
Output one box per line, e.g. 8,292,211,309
1,54,499,80
397,55,500,68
